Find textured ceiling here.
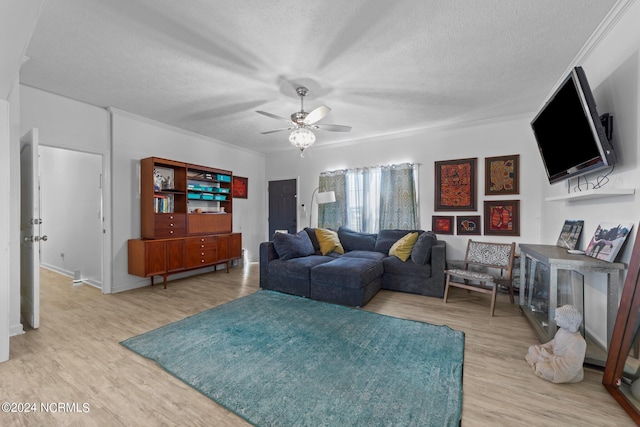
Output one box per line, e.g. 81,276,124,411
20,0,619,154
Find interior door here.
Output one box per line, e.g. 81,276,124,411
268,179,297,238
20,129,42,329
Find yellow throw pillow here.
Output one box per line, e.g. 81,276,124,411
389,232,419,262
315,228,345,255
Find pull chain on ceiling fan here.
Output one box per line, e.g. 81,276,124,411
257,86,351,157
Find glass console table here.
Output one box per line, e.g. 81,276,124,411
519,244,625,367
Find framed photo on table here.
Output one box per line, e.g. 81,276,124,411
484,200,520,236
556,220,584,250
434,158,477,211
485,154,519,195
232,176,248,199
585,222,634,262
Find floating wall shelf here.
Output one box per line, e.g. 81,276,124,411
545,188,635,202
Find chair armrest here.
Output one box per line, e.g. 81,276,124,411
259,241,279,288
431,240,447,284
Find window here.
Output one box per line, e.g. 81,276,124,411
318,163,418,232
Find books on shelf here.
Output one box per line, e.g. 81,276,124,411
153,194,174,213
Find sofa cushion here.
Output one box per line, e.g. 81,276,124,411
315,228,345,255
338,227,377,252
269,255,334,280
375,229,423,254
272,230,315,260
383,256,432,278
411,231,438,265
311,257,384,289
303,227,321,254
389,232,419,262
342,250,387,261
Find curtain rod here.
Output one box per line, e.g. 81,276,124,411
320,162,421,176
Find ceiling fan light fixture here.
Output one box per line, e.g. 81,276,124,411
289,127,316,157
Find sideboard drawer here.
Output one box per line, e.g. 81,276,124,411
186,236,218,268
155,213,186,238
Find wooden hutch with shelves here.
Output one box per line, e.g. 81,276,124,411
128,157,242,288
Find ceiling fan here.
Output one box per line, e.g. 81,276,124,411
257,86,351,156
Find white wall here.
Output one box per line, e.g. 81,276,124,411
266,114,544,260
537,0,640,347
20,86,111,151
111,110,266,292
39,146,103,287
1,0,43,363
1,100,11,361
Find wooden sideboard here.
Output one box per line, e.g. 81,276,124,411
129,156,242,288
129,232,242,288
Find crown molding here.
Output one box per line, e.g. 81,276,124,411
107,107,265,158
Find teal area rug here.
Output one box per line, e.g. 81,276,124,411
121,290,464,426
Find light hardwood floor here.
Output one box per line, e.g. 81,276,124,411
0,265,634,426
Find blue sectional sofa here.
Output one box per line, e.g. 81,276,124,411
259,227,446,307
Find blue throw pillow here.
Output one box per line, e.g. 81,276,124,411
411,231,437,265
272,230,315,260
303,227,321,253
338,227,377,252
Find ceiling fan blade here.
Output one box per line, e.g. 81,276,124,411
261,127,293,134
315,124,352,132
256,110,294,124
303,105,331,125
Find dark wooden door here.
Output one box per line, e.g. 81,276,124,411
269,179,297,239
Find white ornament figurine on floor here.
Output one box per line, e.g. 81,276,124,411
525,304,587,383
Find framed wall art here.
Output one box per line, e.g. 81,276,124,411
484,200,520,236
232,176,248,199
457,215,482,236
432,215,454,235
485,154,519,195
434,157,477,211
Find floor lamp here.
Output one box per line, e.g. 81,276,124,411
309,188,336,227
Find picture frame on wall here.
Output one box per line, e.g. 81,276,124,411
456,215,482,235
434,157,477,211
485,154,519,195
484,200,520,236
432,215,454,235
232,176,248,199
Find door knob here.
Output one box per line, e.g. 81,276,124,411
24,235,48,242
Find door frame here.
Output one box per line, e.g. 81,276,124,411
267,176,299,240
39,144,111,293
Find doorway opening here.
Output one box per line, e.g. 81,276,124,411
39,146,104,289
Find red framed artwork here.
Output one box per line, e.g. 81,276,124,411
232,176,248,199
434,158,477,211
484,200,520,236
432,215,454,235
456,215,481,235
485,154,519,195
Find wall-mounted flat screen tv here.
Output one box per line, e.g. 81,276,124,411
531,66,616,184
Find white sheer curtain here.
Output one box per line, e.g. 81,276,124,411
319,163,418,232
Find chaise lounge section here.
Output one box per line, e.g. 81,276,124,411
259,227,446,306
